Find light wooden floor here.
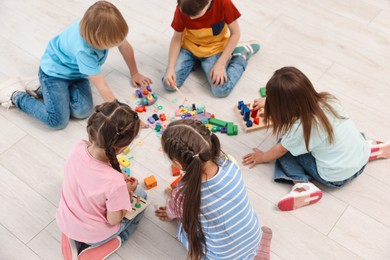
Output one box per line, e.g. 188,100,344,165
1,0,390,259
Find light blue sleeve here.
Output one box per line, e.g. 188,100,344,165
76,50,102,76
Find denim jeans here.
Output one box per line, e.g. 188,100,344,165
12,68,93,129
274,151,366,188
162,48,247,97
87,186,147,247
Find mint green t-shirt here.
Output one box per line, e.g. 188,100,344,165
281,102,370,182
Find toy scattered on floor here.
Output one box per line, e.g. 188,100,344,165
259,86,267,97
167,174,182,191
144,175,157,189
235,101,270,132
135,85,158,106
125,194,149,220
171,165,181,176
118,156,130,168
208,117,238,136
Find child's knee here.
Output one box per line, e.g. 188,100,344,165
47,116,69,130
211,86,232,98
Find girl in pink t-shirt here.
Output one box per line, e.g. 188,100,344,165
56,100,146,252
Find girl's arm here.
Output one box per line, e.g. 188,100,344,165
89,74,116,102
164,30,182,88
210,20,240,86
118,39,152,87
107,210,127,225
242,143,288,169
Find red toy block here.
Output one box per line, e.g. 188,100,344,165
253,117,260,125
144,175,157,189
135,105,146,113
251,109,258,119
160,113,167,121
171,165,181,176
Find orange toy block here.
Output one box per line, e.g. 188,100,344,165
167,175,182,191
144,175,157,189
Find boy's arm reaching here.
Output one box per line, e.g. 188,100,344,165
210,20,240,86
89,74,116,102
242,144,288,168
118,39,152,87
164,30,182,88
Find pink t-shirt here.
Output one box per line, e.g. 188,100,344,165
56,140,132,243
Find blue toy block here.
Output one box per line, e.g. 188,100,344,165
238,100,244,110
147,116,155,124
122,168,130,176
220,126,227,133
246,120,253,127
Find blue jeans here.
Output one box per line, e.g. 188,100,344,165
162,48,247,97
87,186,147,247
12,68,93,129
274,151,366,188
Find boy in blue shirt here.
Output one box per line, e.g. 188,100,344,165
0,1,151,129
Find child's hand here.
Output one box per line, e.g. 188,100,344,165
155,206,174,222
131,72,152,87
125,176,139,193
253,98,266,110
242,148,266,168
210,64,227,87
164,69,176,89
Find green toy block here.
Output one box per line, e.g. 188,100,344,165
209,117,227,127
259,87,267,97
227,122,234,136
233,125,238,135
211,126,221,132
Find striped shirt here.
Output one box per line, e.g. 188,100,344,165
167,157,262,259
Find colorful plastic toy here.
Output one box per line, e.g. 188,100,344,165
135,85,158,106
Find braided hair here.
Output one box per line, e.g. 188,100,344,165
161,119,222,259
87,100,140,172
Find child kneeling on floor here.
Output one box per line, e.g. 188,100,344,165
155,119,272,259
56,100,146,256
243,66,390,211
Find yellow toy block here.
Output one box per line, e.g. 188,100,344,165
118,156,130,168
144,175,157,189
122,147,130,155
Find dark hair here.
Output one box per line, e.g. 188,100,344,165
177,0,210,17
264,66,344,151
161,119,221,259
87,100,140,172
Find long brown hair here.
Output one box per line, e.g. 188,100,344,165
87,100,140,172
161,119,221,259
264,66,344,151
80,1,128,49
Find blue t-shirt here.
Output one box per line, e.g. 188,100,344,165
40,20,108,79
281,102,370,182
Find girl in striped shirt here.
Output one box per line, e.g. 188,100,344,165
155,119,272,259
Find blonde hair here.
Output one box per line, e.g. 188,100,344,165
80,1,128,49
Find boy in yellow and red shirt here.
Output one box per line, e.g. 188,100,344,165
162,0,260,97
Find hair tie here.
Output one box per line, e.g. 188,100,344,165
134,113,139,120
192,154,199,158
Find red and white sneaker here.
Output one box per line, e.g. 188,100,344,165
278,182,322,211
369,141,390,161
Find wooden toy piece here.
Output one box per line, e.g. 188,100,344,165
259,86,267,97
122,168,130,176
135,195,141,208
144,175,157,189
167,175,182,191
125,194,150,220
135,105,147,113
118,156,130,168
171,165,181,176
122,147,130,155
209,117,227,127
234,101,270,132
227,122,237,136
